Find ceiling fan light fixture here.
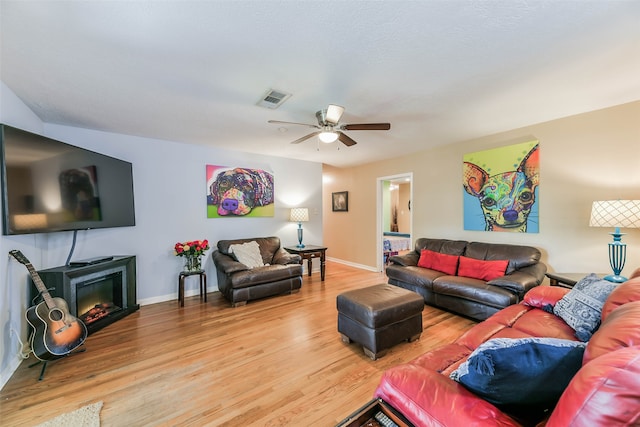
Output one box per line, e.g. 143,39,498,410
269,104,390,147
319,130,338,143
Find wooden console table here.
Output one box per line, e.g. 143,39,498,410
284,245,327,281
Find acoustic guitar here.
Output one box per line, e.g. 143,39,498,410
9,250,87,361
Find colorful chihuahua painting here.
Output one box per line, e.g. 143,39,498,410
463,141,539,233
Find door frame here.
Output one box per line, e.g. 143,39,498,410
376,172,413,272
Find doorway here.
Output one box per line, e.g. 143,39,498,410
376,173,413,272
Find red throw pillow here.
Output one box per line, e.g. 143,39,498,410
458,256,509,281
417,249,459,275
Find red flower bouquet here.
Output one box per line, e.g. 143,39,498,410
174,240,210,272
174,239,210,258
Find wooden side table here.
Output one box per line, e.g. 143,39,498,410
546,272,604,289
178,270,207,307
284,245,327,281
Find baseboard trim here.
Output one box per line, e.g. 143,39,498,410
138,287,219,306
0,353,23,391
139,259,377,307
326,257,378,272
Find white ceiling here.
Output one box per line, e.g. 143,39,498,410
1,1,639,168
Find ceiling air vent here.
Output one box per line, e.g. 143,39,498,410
257,89,291,109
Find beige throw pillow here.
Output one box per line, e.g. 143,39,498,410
229,241,264,268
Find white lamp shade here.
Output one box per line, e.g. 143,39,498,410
589,200,640,228
289,207,309,222
325,105,345,124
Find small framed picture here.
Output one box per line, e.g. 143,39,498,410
332,191,348,212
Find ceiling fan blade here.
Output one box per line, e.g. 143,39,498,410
291,131,321,144
325,104,345,124
342,123,391,131
337,132,357,147
268,120,319,129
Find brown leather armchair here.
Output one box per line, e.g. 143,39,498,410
212,236,303,307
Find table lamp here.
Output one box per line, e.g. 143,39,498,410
589,200,640,282
289,207,309,248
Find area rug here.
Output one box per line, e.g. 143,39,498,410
35,401,102,427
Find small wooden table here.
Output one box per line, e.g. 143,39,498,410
178,270,207,307
284,245,327,281
546,272,604,289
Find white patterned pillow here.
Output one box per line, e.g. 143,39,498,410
229,241,264,268
553,273,618,341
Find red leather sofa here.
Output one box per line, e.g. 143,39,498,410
374,269,640,426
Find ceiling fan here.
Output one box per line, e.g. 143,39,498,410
268,104,390,146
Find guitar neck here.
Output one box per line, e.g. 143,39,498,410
25,263,56,309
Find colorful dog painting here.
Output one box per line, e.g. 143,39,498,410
207,165,274,217
463,141,539,232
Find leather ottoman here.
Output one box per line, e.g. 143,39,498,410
337,284,424,360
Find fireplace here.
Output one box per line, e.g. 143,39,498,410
31,256,138,335
74,268,126,328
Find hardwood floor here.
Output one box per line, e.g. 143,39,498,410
0,262,476,426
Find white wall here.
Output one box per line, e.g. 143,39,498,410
323,101,640,275
42,125,324,303
0,82,323,388
0,82,48,389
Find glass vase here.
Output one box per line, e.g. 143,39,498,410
184,255,202,272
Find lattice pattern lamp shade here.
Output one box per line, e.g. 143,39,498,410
589,200,640,228
289,208,309,223
12,213,48,230
290,208,309,248
589,200,640,283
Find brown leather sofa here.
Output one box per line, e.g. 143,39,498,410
385,238,546,320
212,236,303,307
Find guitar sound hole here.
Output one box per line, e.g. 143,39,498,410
49,308,63,322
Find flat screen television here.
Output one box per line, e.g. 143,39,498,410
0,124,136,235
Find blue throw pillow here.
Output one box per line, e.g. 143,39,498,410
450,337,586,410
552,273,618,341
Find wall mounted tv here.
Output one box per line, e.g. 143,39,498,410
1,124,136,235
